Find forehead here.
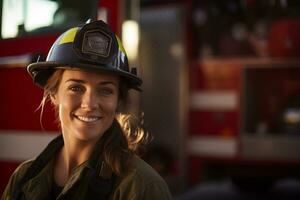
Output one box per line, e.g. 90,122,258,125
61,69,119,84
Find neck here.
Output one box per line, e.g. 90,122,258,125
64,134,99,172
54,135,98,186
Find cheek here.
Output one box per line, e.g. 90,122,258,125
58,103,68,122
57,96,77,117
102,98,119,114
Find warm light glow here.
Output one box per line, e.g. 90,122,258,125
122,20,139,61
2,0,57,38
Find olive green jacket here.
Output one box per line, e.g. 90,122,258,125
1,122,172,200
2,155,172,200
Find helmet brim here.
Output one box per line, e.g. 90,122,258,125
27,61,142,91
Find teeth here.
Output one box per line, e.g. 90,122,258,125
76,116,100,122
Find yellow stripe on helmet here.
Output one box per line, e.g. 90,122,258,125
116,35,127,56
59,27,79,45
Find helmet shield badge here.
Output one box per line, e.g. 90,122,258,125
82,31,111,57
73,20,118,66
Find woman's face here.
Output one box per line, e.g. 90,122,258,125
52,69,119,142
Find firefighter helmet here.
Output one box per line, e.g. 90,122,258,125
27,20,142,90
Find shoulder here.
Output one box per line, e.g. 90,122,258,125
111,156,172,200
129,155,165,184
2,159,34,199
11,159,34,182
14,159,34,175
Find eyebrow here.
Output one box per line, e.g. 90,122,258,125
65,79,118,86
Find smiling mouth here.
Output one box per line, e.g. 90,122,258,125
75,115,101,123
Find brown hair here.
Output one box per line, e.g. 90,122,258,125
39,69,149,176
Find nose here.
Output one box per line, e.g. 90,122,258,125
81,89,99,111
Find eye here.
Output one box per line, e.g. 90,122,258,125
68,85,84,93
98,87,114,96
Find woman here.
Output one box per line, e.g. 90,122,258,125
2,20,172,200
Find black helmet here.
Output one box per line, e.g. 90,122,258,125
27,20,142,90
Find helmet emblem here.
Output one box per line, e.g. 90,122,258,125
82,30,111,57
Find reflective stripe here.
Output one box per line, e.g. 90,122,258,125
186,136,237,157
59,27,79,45
190,90,238,111
0,54,31,68
0,131,58,161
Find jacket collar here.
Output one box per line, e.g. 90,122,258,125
22,158,54,200
21,120,118,199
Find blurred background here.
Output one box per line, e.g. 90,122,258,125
1,0,300,199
